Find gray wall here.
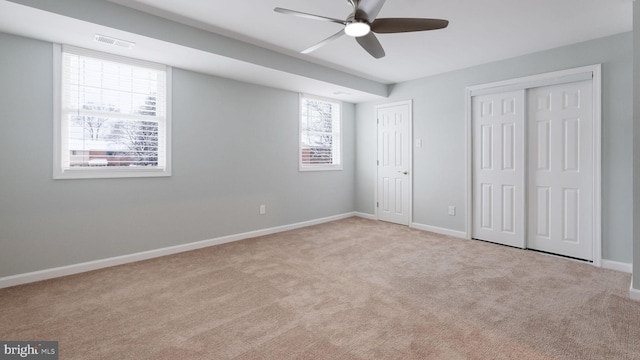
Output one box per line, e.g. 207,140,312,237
0,32,356,278
356,32,633,263
1,29,635,278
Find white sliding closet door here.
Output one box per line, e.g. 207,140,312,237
527,80,593,260
472,90,526,248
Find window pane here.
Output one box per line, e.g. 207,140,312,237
64,53,163,116
301,146,333,164
58,46,169,178
302,133,333,147
300,95,341,169
68,115,159,167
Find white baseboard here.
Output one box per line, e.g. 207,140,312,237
353,212,376,220
601,259,632,273
0,212,357,289
631,277,640,301
411,222,467,239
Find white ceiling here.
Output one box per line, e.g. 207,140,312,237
0,0,633,102
107,0,633,83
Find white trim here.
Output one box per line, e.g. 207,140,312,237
52,44,62,179
601,260,632,273
0,212,356,289
467,65,597,96
465,65,602,266
354,212,377,220
592,64,603,267
164,67,173,177
465,88,473,240
631,278,640,301
53,44,172,180
411,222,467,239
375,100,413,225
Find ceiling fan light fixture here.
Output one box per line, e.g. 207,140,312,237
274,2,449,59
344,21,370,37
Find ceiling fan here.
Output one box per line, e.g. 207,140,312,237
274,0,449,59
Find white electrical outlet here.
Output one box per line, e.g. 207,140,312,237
259,205,266,215
448,206,456,216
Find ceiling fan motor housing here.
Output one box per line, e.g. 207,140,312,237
345,14,371,37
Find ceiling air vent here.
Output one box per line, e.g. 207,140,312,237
94,34,135,49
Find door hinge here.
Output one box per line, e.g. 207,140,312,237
377,160,379,166
376,202,379,208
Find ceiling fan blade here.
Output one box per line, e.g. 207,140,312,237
274,7,346,25
371,18,449,33
301,30,345,54
356,32,385,59
355,0,387,21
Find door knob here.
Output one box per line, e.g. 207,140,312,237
398,170,408,175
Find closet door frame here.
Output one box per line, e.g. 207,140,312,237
464,64,602,267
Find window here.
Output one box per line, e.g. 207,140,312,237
299,94,342,171
54,45,171,179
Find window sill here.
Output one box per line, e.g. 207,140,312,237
299,165,343,172
53,167,171,180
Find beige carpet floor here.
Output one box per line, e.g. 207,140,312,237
1,217,638,359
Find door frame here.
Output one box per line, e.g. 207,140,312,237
375,100,413,225
464,65,602,266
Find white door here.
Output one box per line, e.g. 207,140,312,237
472,90,526,248
527,80,593,260
377,102,411,225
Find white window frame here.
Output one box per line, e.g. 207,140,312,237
53,44,172,179
299,94,342,171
